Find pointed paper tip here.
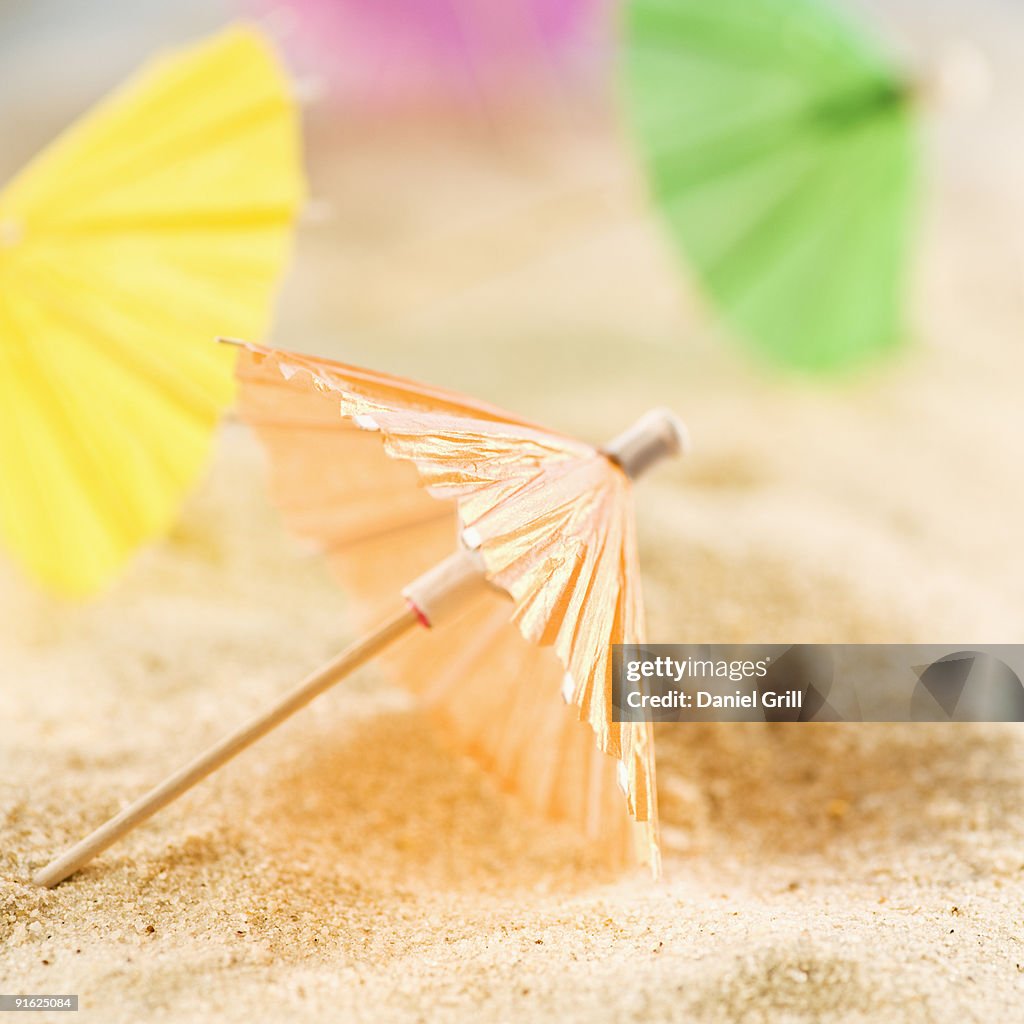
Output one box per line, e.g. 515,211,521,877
649,842,663,880
560,672,575,705
353,413,381,431
616,760,629,795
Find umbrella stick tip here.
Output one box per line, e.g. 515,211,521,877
603,408,690,480
651,407,691,458
216,336,248,348
32,857,71,889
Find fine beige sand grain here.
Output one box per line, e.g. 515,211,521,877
2,2,1024,1020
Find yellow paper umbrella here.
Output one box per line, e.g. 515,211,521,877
34,342,687,887
0,26,304,597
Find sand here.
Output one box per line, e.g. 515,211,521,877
2,0,1024,1020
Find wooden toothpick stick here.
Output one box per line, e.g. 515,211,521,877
34,546,493,888
33,402,688,888
33,607,417,888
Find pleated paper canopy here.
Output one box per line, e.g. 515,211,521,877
0,26,304,596
235,343,666,871
270,0,605,105
624,0,918,371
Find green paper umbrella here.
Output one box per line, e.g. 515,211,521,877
624,0,919,372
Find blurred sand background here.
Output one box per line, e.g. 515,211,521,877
1,0,1023,1020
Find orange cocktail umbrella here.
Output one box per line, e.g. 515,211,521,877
35,342,687,887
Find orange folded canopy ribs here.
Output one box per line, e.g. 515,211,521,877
235,343,661,871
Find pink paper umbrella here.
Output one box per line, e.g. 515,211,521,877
269,0,607,106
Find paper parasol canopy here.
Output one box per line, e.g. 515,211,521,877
33,343,687,886
624,0,918,372
235,344,679,867
0,25,304,596
268,0,604,104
